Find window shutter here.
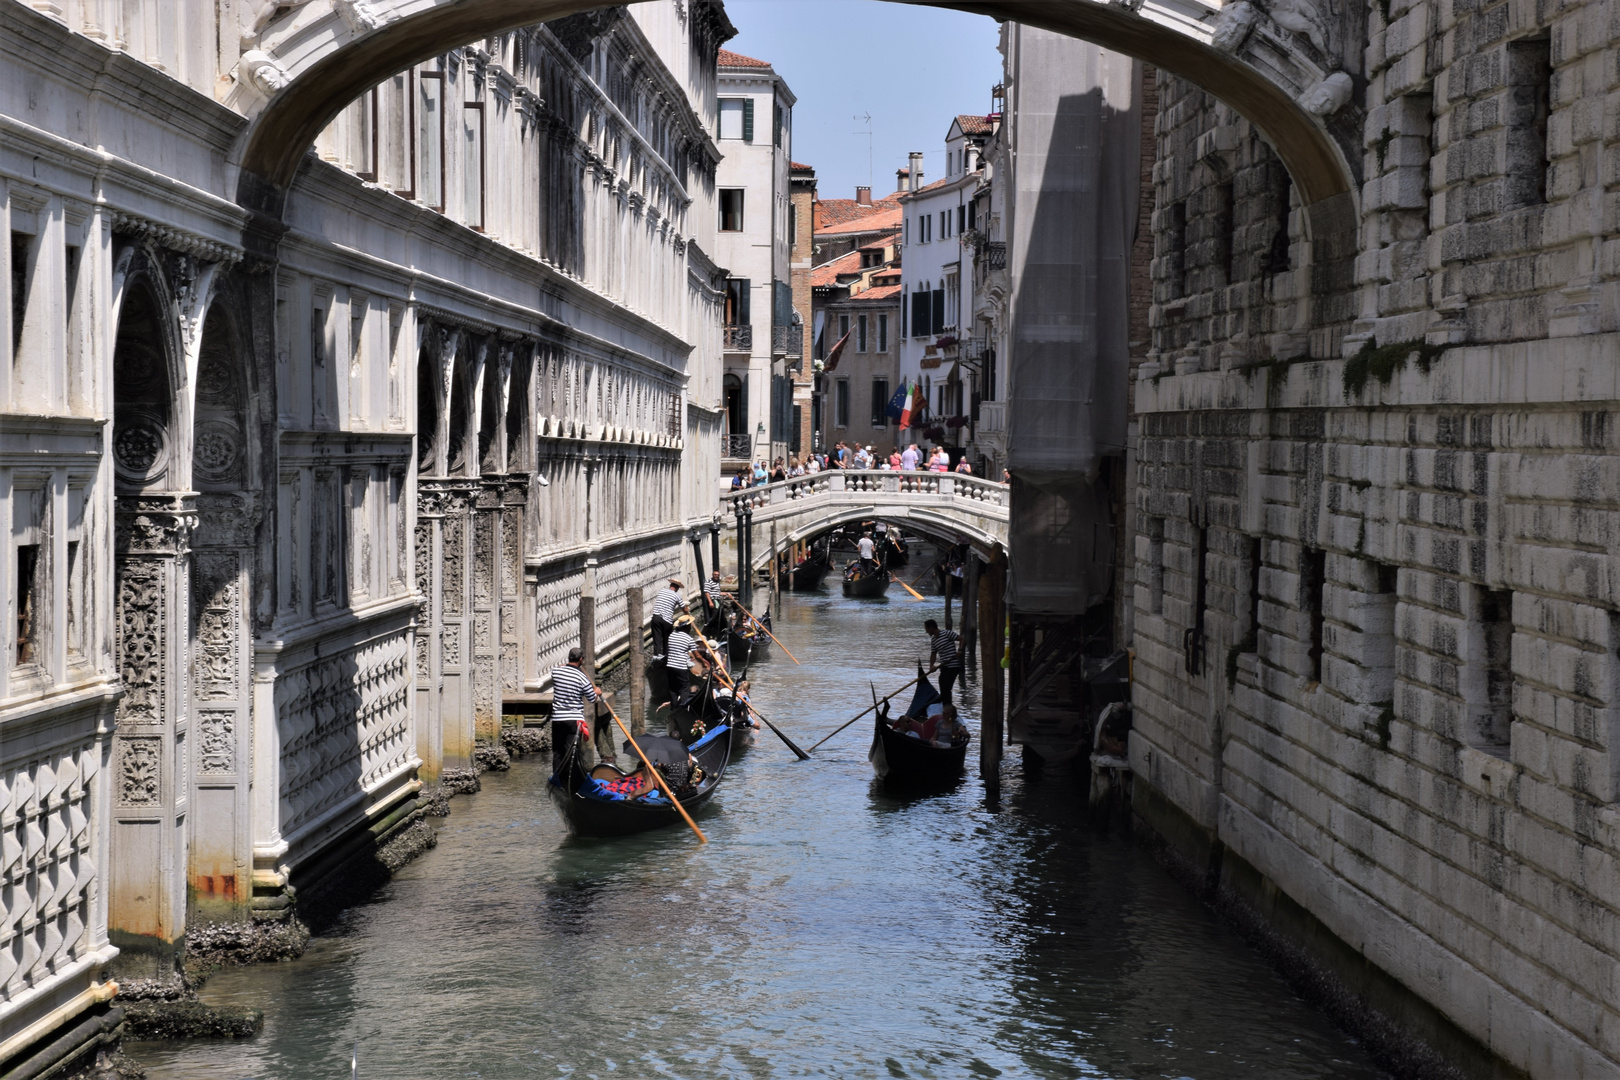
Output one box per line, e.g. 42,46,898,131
932,289,945,332
739,280,751,327
743,98,754,142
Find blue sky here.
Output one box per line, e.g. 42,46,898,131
724,0,1003,202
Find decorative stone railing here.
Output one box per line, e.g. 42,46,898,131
718,469,1009,559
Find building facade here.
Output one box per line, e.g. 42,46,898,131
897,121,994,457
0,0,732,1068
813,234,904,457
714,48,796,472
1127,0,1620,1068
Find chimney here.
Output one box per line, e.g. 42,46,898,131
896,167,909,190
908,152,925,191
855,186,872,206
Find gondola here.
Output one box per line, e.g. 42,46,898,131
778,547,831,590
548,724,731,837
879,531,909,568
870,669,970,784
842,560,890,598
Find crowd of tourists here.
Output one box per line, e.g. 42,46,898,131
729,443,975,490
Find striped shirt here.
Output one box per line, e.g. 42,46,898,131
930,629,962,668
652,588,682,621
703,580,723,603
550,664,599,724
665,629,699,670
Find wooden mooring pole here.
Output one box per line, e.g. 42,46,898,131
962,555,980,665
978,549,1007,786
627,585,646,735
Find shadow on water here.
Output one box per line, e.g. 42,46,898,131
127,576,1388,1080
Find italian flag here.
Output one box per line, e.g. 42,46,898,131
898,380,917,430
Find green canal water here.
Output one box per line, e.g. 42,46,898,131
128,582,1387,1080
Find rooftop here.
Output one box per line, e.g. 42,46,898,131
955,114,995,136
815,191,905,229
717,49,771,68
816,206,902,236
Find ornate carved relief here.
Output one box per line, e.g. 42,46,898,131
443,624,462,667
194,419,244,485
117,737,162,806
116,559,167,725
416,632,431,686
193,552,239,699
197,711,235,774
442,512,465,615
474,612,493,653
196,492,256,548
474,514,495,602
113,411,171,487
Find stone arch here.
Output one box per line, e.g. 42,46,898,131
754,507,1004,572
231,0,1361,236
111,266,183,496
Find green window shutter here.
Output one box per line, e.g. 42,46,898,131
743,99,754,142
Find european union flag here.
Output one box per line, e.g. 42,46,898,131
884,381,908,420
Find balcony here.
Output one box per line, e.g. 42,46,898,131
772,324,802,358
723,324,752,351
978,241,1006,271
721,433,752,460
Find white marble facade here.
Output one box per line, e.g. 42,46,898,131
0,0,733,1062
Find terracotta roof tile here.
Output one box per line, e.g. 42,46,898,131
810,249,864,289
955,114,995,136
816,207,902,236
790,161,814,172
718,49,771,68
814,191,906,229
856,283,902,300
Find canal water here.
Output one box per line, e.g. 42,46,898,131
129,577,1387,1080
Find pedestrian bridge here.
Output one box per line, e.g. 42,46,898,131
720,471,1010,568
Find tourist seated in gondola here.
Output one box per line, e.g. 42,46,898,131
587,735,708,801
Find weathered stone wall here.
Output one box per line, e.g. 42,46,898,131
1131,0,1620,1068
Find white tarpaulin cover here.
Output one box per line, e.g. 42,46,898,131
1003,30,1140,613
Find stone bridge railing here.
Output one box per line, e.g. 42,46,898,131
719,470,1010,562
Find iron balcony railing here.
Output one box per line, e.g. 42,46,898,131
721,433,752,459
771,324,801,357
723,324,752,351
978,241,1007,271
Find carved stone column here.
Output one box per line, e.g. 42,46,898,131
418,479,475,768
501,475,529,707
413,489,444,781
472,479,505,744
188,493,256,925
109,494,196,975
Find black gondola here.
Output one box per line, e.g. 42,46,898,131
870,670,970,783
879,531,909,568
548,725,731,837
778,547,831,590
842,560,890,598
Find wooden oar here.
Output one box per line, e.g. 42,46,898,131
808,665,939,751
731,600,801,665
693,637,811,760
895,575,926,601
601,699,707,843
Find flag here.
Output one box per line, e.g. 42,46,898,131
898,381,916,429
884,380,909,420
823,329,852,372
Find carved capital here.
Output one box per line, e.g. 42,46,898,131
116,495,198,555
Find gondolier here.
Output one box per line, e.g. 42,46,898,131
650,578,685,658
703,571,725,612
551,647,610,766
925,618,963,704
664,614,701,706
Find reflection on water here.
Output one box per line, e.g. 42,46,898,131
129,583,1386,1079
